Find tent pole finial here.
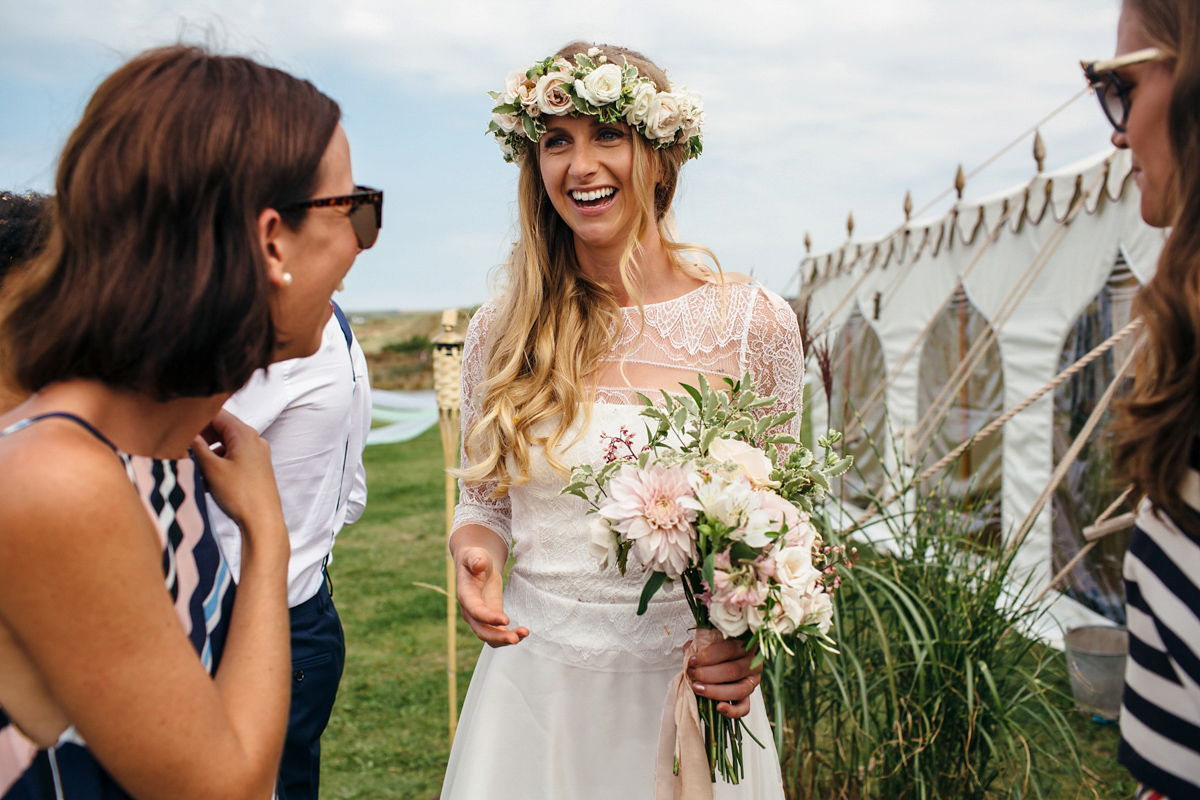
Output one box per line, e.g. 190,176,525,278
1034,129,1046,173
804,231,812,253
904,190,913,221
955,164,966,200
846,212,855,239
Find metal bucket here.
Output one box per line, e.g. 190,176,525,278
1064,625,1128,721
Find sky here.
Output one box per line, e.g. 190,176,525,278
0,0,1122,312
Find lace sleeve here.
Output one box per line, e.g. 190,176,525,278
451,303,513,550
743,287,805,454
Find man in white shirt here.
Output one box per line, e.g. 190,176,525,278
209,301,371,800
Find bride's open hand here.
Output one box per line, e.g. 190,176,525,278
689,638,762,719
454,543,530,648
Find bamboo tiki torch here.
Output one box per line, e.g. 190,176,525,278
432,309,464,741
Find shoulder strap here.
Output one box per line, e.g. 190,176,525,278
331,301,354,353
0,412,118,452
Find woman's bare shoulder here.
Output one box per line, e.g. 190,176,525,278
0,420,151,570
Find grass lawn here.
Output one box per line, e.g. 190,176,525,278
320,426,1133,799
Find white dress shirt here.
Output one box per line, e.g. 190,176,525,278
210,311,372,607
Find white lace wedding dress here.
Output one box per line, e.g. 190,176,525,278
440,279,802,800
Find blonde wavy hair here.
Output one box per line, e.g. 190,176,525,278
459,41,720,495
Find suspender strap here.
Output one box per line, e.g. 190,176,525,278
331,301,354,353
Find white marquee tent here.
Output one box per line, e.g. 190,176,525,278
797,146,1168,645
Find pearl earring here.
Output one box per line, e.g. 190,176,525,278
282,272,293,287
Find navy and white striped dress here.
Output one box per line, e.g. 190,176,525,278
0,413,236,800
1119,461,1200,799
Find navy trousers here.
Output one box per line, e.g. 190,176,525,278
277,579,345,800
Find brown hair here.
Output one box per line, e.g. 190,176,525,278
0,45,340,399
460,41,720,493
0,191,50,284
1114,0,1200,527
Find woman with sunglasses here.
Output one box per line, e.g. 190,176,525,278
441,42,797,799
0,44,378,800
1083,2,1200,798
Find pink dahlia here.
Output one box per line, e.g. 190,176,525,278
598,463,698,579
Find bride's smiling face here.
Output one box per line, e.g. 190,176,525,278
538,115,637,251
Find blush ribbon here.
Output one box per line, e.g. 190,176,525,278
655,627,722,800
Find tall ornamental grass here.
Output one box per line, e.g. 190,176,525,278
765,489,1089,799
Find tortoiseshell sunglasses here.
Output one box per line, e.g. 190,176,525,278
1080,48,1168,133
285,185,383,249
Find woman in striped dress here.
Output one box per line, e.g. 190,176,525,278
1084,2,1200,796
0,45,378,800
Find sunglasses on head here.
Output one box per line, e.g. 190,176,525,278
1080,47,1168,133
284,185,384,249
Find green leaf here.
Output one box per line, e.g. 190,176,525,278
754,416,773,437
672,405,689,431
699,427,720,453
637,571,668,615
676,391,700,418
729,541,759,563
725,417,751,433
521,114,539,142
492,103,520,115
703,552,716,591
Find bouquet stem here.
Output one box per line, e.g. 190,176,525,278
697,694,743,785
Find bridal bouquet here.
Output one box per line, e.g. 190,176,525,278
561,373,852,789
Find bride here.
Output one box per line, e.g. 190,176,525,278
441,42,801,798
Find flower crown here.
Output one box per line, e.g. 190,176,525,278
488,47,704,164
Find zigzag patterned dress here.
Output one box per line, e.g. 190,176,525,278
0,412,236,800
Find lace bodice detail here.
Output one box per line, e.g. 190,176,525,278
451,280,804,669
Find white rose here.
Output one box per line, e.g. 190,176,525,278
587,514,617,569
752,591,803,636
645,92,683,142
785,512,817,551
553,57,575,76
575,63,623,107
513,75,539,115
535,72,574,116
746,603,765,633
708,599,750,637
500,69,526,106
625,82,656,127
708,438,776,489
676,89,705,139
587,46,602,58
807,591,834,634
774,591,805,634
492,112,520,134
774,546,820,591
